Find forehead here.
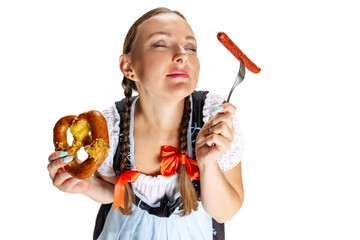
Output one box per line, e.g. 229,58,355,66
136,13,195,41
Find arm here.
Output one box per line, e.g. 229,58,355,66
195,102,244,223
82,172,116,204
199,160,244,223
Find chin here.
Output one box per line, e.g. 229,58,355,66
167,83,197,99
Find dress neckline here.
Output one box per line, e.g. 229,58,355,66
128,95,194,175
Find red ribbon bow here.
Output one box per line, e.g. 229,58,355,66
113,170,140,210
160,145,200,180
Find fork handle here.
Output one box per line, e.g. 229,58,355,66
227,87,235,103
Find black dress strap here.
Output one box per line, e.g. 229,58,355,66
113,96,138,175
135,194,182,218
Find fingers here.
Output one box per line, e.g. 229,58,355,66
209,121,234,140
196,102,236,150
204,133,232,151
196,122,232,149
215,102,237,118
48,158,66,180
210,102,237,130
210,112,234,131
47,151,73,180
206,107,236,140
52,171,81,192
52,170,72,188
48,151,64,162
48,152,87,193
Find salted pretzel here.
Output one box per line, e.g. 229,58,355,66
53,110,110,179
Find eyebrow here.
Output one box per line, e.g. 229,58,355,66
147,31,196,41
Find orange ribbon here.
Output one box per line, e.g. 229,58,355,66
160,145,200,180
113,170,140,210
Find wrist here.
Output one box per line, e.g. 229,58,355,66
198,158,218,172
81,176,93,195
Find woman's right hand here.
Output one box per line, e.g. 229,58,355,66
47,151,91,194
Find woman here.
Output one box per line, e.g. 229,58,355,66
48,7,244,240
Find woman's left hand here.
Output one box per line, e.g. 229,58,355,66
195,102,236,169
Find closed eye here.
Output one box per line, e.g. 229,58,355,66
153,41,167,48
185,44,197,53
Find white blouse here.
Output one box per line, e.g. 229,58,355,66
98,92,244,204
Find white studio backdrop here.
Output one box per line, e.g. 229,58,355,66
1,0,359,239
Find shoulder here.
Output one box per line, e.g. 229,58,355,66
97,104,120,177
101,104,121,138
101,104,119,121
101,104,120,128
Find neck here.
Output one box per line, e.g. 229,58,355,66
134,94,186,134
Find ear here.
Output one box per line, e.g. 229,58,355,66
119,54,136,81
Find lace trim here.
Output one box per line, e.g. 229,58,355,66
96,105,119,177
129,96,139,170
202,92,244,171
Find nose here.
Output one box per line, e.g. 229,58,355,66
173,46,189,64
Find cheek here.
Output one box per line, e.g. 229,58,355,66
132,49,154,75
195,59,200,74
191,58,200,79
138,54,166,77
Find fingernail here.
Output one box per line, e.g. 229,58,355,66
59,151,68,157
222,100,227,104
209,125,211,132
213,106,223,113
63,156,73,163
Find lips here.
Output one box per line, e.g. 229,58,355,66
166,70,189,78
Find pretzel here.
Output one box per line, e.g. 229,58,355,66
53,110,110,179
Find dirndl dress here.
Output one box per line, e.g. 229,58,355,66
94,91,244,240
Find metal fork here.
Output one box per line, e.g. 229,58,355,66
227,59,246,103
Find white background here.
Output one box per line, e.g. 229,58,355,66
1,0,359,239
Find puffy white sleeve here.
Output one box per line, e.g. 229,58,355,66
202,92,244,171
97,105,120,177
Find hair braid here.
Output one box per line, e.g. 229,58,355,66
120,77,133,173
178,96,199,216
119,77,135,215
